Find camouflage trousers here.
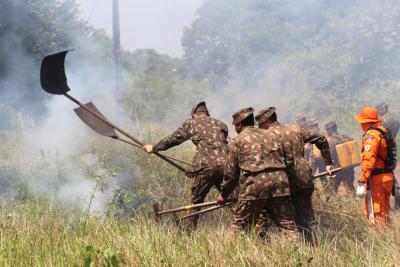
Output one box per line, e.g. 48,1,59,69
394,178,400,210
231,196,300,241
185,166,224,231
331,168,355,194
292,188,317,246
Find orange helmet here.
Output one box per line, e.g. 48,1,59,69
354,107,381,124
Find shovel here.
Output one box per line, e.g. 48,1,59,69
73,103,192,167
40,50,186,173
153,199,237,222
175,202,235,224
313,167,342,179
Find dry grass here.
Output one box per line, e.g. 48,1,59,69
0,195,399,267
0,130,399,266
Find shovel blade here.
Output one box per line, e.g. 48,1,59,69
74,102,118,138
40,50,71,95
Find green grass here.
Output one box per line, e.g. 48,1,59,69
0,195,399,267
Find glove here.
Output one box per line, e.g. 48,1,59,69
356,182,365,198
325,165,336,179
216,194,226,205
143,145,154,154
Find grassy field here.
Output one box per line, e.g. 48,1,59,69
0,194,399,267
0,130,399,266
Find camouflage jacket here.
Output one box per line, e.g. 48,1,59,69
153,116,228,172
305,130,326,173
268,122,333,192
327,132,353,165
220,126,290,200
382,113,400,138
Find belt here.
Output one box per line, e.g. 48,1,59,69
371,168,393,176
242,168,286,177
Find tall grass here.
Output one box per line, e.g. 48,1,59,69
0,195,399,266
0,127,399,266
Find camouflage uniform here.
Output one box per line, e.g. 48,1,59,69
220,124,299,238
256,108,332,245
153,105,229,229
376,102,400,209
305,118,327,190
382,113,400,138
325,122,355,194
382,113,400,209
295,113,307,128
269,122,331,243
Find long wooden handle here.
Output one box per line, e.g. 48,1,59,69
313,167,342,179
177,202,235,221
64,93,186,172
157,198,238,215
116,138,192,166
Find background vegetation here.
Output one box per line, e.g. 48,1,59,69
1,0,400,266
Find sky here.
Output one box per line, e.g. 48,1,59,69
76,0,204,57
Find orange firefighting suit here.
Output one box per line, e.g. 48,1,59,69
360,124,394,225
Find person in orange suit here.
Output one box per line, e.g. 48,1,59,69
354,107,395,225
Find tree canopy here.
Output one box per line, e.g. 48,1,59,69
1,0,399,134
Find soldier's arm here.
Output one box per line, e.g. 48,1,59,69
222,123,229,140
360,132,380,183
153,120,191,152
301,128,333,166
220,141,240,198
280,137,294,170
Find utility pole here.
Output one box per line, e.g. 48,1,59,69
112,0,121,93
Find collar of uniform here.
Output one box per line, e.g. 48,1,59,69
269,121,280,128
242,126,254,132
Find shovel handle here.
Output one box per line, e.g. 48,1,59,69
157,198,238,216
313,167,342,179
177,202,235,221
64,93,186,172
116,138,193,166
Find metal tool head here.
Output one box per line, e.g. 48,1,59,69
40,50,71,95
74,102,118,138
153,202,161,223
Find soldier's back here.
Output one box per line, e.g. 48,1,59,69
188,116,228,169
233,127,286,174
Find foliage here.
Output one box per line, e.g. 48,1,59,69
180,0,400,136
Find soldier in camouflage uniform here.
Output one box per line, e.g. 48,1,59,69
376,102,400,209
216,108,300,239
376,102,400,138
324,121,356,194
255,107,334,246
144,101,229,230
306,118,328,189
295,113,307,128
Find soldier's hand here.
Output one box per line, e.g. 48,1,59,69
326,165,336,179
216,194,226,205
184,170,195,178
143,145,154,154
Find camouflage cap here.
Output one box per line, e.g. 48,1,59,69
375,101,388,112
324,121,337,131
191,101,209,116
295,113,306,121
307,118,319,128
232,107,254,125
255,107,276,124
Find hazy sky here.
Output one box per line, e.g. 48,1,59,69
76,0,204,57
